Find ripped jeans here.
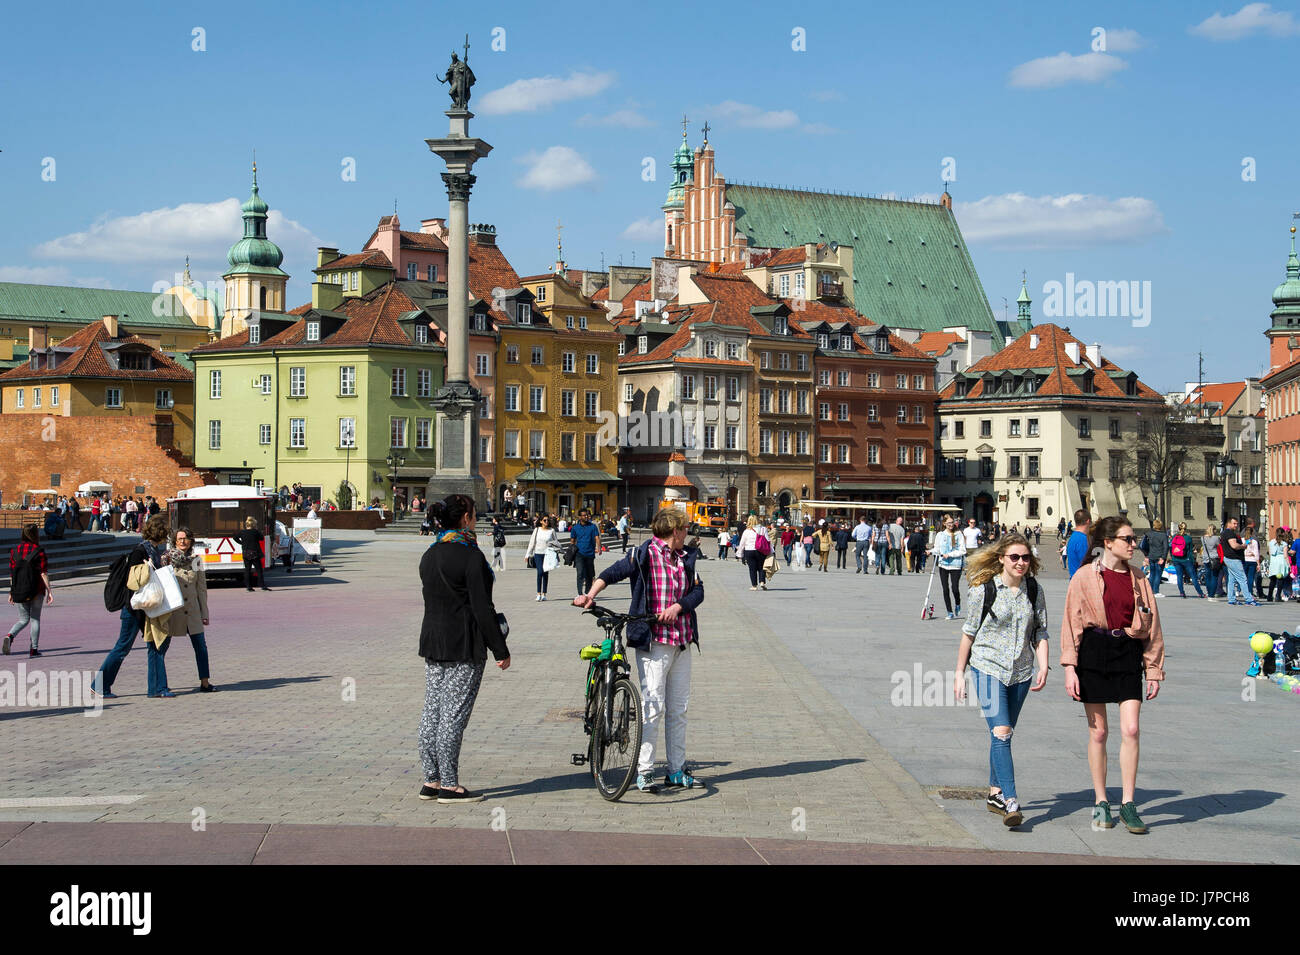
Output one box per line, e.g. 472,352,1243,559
970,667,1032,802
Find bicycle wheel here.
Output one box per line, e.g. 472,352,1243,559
591,676,642,801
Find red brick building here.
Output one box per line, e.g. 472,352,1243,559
1263,227,1300,531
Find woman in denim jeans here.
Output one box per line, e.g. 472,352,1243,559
953,533,1049,829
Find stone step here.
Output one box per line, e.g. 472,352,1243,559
0,533,140,588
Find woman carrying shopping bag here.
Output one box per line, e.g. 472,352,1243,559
166,528,216,692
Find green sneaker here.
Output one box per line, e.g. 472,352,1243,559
1092,801,1115,830
1119,801,1147,834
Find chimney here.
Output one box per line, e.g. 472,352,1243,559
1085,342,1100,366
1064,341,1080,364
312,280,344,312
316,247,340,268
102,315,119,338
1029,333,1039,350
421,218,445,236
28,326,49,351
468,223,497,247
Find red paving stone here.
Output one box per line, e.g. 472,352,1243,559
0,821,1216,864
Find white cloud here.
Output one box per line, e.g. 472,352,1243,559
515,146,597,191
33,199,320,267
0,265,112,287
801,121,838,135
1101,28,1145,52
706,100,799,129
1008,51,1129,88
478,71,616,115
576,108,652,128
1190,2,1300,39
948,192,1168,248
621,217,662,242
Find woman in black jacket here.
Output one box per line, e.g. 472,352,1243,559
417,494,511,804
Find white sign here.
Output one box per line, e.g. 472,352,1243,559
210,501,239,509
293,518,322,557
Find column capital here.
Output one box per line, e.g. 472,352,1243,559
441,172,477,203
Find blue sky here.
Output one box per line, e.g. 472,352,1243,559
2,0,1298,390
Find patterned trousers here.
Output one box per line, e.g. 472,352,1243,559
418,659,486,787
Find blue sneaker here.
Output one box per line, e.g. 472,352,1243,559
636,772,659,793
664,765,703,789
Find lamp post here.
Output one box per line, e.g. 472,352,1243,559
1149,475,1162,525
1214,454,1238,529
720,465,737,524
528,455,544,516
341,419,355,509
386,450,406,515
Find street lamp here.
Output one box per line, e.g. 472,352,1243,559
720,465,737,523
825,471,841,499
528,455,545,516
341,419,355,510
1214,454,1238,528
386,450,406,515
1149,475,1162,525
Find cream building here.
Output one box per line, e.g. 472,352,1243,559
935,324,1171,529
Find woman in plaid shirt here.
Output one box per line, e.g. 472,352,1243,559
574,507,705,794
5,524,53,657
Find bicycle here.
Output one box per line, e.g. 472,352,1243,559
571,606,653,800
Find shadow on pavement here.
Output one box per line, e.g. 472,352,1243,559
207,575,346,589
1029,787,1287,830
199,675,332,693
692,757,864,786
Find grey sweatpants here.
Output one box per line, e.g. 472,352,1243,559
6,597,44,650
418,659,486,787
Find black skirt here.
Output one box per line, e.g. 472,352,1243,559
1076,629,1144,703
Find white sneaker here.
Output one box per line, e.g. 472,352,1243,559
1153,593,1164,598
540,595,547,601
535,594,542,601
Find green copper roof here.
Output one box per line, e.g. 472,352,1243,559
226,165,286,277
1017,281,1031,304
0,283,198,329
1271,232,1300,327
726,184,1004,346
664,136,695,207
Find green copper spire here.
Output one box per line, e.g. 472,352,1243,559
1017,271,1032,323
663,118,695,208
226,162,287,277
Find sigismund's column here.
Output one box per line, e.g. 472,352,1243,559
425,46,491,510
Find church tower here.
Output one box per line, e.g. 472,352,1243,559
223,162,289,336
1017,273,1032,323
662,118,694,256
1267,225,1300,371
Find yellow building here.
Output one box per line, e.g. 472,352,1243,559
494,271,621,517
0,316,196,454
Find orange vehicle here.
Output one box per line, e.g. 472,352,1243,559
658,498,728,535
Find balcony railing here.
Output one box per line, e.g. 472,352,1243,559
817,281,844,300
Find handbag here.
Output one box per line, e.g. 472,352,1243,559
542,548,559,573
130,562,184,619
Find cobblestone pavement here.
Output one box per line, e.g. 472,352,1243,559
0,532,1289,860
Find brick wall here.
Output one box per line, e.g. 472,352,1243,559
0,416,215,506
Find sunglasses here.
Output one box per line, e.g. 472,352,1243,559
1004,553,1031,563
1111,534,1138,545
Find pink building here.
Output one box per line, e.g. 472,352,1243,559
363,214,449,285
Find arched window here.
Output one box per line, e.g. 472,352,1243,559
667,225,673,247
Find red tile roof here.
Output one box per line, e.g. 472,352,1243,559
399,230,447,252
316,250,394,272
1183,381,1247,416
763,247,806,267
467,241,522,324
915,331,963,356
690,274,787,336
938,324,1161,402
194,287,424,352
591,286,610,301
0,320,193,382
783,298,931,360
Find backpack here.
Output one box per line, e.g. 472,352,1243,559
754,532,772,556
9,549,42,603
1170,534,1186,558
104,552,133,612
976,576,1040,631
492,528,507,548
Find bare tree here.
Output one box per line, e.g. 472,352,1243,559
1120,409,1223,526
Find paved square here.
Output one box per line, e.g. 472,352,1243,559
0,531,1292,862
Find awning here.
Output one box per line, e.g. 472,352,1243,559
516,468,619,483
801,499,962,511
78,481,112,494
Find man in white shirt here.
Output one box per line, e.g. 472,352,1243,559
961,518,982,550
851,517,873,573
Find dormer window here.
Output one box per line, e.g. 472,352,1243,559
955,379,968,397
638,335,648,354
817,333,829,349
705,339,717,357
773,317,788,336
118,350,152,371
248,324,261,345
875,334,890,353
472,313,487,331
517,303,532,325
307,321,320,343
414,324,429,344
